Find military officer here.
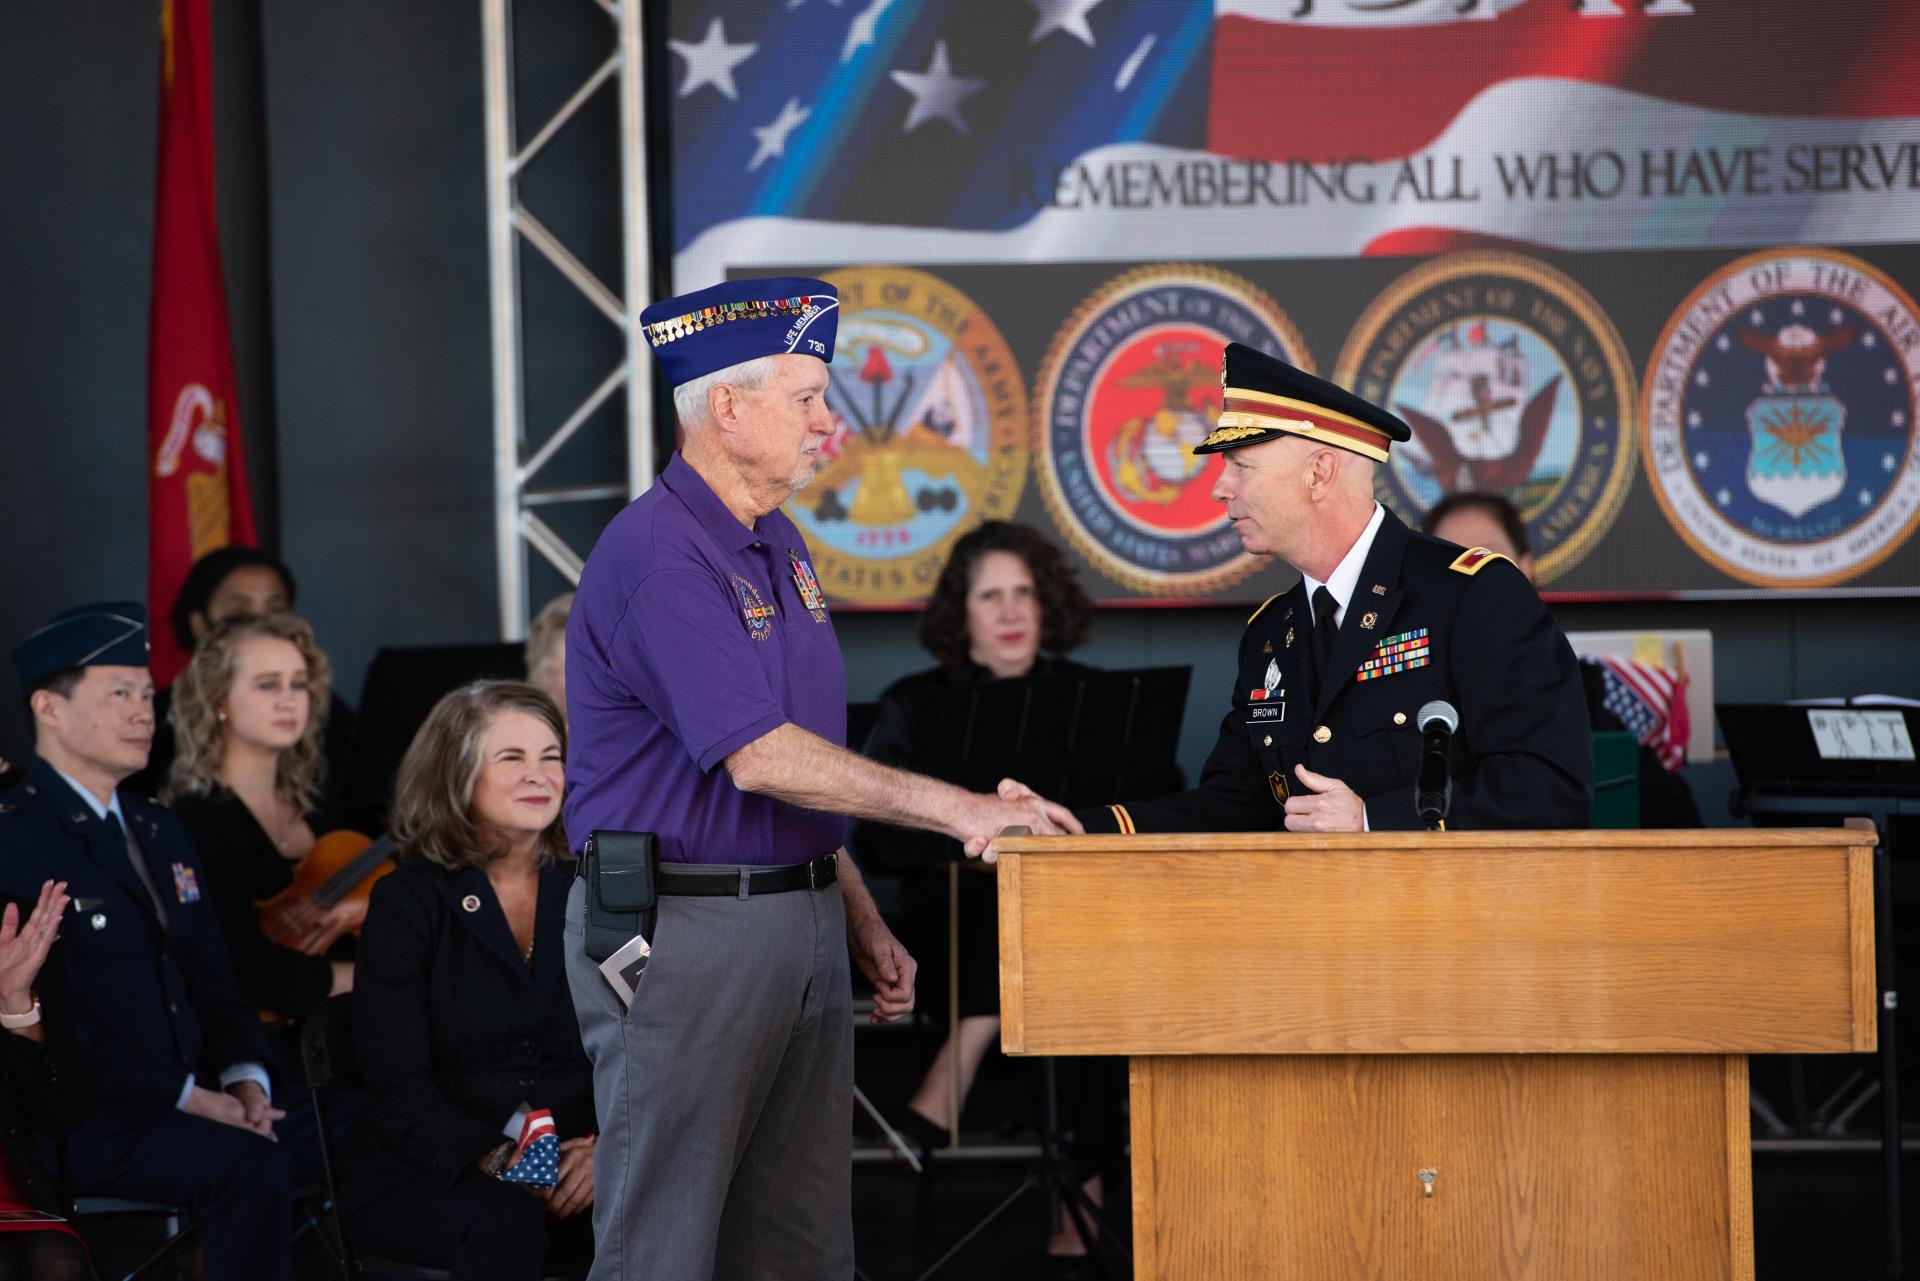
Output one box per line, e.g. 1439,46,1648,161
1017,345,1591,838
0,603,311,1281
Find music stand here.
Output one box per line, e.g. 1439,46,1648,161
885,666,1191,1279
1722,702,1920,1281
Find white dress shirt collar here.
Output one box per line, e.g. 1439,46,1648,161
1302,502,1386,629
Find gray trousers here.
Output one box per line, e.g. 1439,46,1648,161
563,872,855,1281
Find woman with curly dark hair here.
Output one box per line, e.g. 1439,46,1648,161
854,521,1111,1261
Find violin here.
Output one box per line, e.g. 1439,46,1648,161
255,829,398,953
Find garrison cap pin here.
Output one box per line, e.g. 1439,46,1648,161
461,894,482,913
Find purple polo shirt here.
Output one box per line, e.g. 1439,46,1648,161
563,452,849,865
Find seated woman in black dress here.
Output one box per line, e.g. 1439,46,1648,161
339,682,593,1280
853,521,1111,1257
165,613,353,1022
0,879,94,1280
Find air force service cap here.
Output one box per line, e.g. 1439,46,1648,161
13,601,151,689
639,276,840,388
1196,343,1412,462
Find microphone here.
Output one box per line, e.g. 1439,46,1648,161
1415,700,1458,830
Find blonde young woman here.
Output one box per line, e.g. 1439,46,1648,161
165,613,354,1021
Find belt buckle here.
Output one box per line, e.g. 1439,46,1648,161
810,852,835,889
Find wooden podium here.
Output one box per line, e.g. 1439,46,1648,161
992,829,1876,1281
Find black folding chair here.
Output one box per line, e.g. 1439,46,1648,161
300,995,585,1281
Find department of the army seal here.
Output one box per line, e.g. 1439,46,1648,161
1641,247,1920,589
1334,252,1636,583
1033,264,1310,596
787,266,1028,605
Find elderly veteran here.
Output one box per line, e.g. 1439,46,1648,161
0,603,311,1281
1009,344,1591,837
561,276,1079,1280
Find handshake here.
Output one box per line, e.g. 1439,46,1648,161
952,778,1081,862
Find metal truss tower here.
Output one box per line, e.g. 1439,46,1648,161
481,0,654,641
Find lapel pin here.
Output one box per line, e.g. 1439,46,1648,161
1372,584,1387,596
1360,611,1379,630
461,894,482,913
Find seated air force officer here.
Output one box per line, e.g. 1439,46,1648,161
0,603,310,1281
1008,347,1591,838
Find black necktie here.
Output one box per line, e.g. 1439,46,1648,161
1312,586,1341,676
115,813,169,927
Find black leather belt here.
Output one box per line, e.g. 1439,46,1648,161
657,852,838,897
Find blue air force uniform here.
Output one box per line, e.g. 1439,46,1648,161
1077,346,1592,836
0,761,271,1107
5,602,307,1281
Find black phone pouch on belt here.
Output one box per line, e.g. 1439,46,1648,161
582,830,659,963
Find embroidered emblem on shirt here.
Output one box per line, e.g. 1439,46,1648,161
1354,628,1431,682
732,575,776,640
170,863,202,904
788,550,828,623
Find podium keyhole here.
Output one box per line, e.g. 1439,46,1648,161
1418,1168,1438,1198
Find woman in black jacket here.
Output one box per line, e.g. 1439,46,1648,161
337,683,593,1280
851,522,1119,1263
0,878,94,1281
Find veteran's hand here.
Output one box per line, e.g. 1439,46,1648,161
958,780,1083,861
849,915,916,1023
1283,765,1367,833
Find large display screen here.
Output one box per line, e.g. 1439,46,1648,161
665,0,1920,603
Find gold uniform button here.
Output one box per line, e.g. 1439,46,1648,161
1393,712,1407,726
1313,725,1332,744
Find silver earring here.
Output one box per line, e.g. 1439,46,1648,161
217,711,227,721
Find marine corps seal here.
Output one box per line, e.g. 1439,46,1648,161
1641,247,1920,589
1334,252,1636,583
788,267,1028,605
1033,264,1310,596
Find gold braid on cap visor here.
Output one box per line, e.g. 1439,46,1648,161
1199,387,1393,462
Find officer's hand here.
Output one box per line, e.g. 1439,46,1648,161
185,1084,281,1140
850,917,916,1023
959,781,1084,861
1283,765,1366,833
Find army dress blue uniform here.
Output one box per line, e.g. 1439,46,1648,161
1077,345,1592,837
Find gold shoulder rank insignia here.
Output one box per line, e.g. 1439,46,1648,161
1246,592,1284,626
1449,546,1515,576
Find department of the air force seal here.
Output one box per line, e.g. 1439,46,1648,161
1642,248,1920,589
788,267,1027,605
1033,264,1309,595
1334,252,1636,583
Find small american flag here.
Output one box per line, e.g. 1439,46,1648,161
1585,655,1690,774
501,1109,560,1189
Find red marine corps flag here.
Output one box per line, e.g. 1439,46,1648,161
147,0,256,686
